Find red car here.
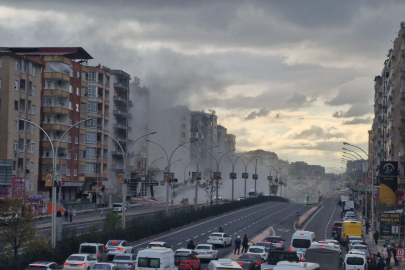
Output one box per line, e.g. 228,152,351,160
332,221,342,237
175,253,201,270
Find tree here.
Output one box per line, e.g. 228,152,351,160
0,198,36,256
198,177,223,203
104,210,120,231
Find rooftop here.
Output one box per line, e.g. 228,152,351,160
0,47,93,60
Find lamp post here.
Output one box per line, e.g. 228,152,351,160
236,156,258,198
147,156,163,197
169,159,181,205
213,150,236,204
147,140,192,215
194,146,218,207
19,117,94,248
221,152,250,201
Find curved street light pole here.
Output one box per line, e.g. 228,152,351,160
184,160,197,183
223,152,249,201
214,150,235,204
238,156,258,198
194,146,218,207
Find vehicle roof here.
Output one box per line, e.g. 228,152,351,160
81,243,104,245
196,244,214,246
248,245,265,249
107,240,125,243
345,253,365,258
29,262,55,266
175,249,194,252
68,253,90,257
149,241,166,244
210,259,242,269
266,236,282,238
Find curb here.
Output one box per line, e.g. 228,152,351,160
294,206,320,229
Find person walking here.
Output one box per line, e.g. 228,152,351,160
241,235,249,253
364,220,370,234
376,258,385,270
373,231,379,245
219,226,224,232
234,236,241,255
392,244,398,266
385,247,391,268
187,240,196,250
69,209,73,222
64,210,68,222
56,209,62,217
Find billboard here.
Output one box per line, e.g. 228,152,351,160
379,161,398,207
380,213,400,239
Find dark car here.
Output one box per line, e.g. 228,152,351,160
266,251,299,266
237,261,258,270
239,254,263,265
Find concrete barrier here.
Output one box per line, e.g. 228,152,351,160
295,206,319,229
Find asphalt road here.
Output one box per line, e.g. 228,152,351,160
128,201,312,268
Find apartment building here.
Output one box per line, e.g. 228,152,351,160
0,51,42,199
2,47,93,201
288,161,325,181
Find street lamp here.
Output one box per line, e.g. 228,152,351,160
147,139,192,215
19,117,94,248
213,150,236,204
194,145,218,207
236,156,258,198
147,156,163,197
221,152,250,201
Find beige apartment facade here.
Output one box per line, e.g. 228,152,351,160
0,51,42,199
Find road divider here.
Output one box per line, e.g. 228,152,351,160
295,206,319,229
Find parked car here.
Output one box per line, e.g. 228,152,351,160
64,254,98,270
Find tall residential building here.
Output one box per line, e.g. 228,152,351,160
288,161,325,181
2,47,93,201
0,51,42,199
107,69,130,192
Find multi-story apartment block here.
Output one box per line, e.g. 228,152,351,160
288,161,325,181
0,51,42,199
225,134,236,153
2,47,93,202
244,149,279,165
107,69,130,191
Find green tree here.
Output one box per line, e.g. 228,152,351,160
0,198,36,256
104,210,120,231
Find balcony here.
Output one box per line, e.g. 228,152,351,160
111,164,124,170
42,122,69,132
113,96,128,103
117,137,126,143
43,104,70,115
113,83,128,91
113,110,127,117
44,72,70,82
43,88,70,98
113,123,127,130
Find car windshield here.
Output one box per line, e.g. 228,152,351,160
333,222,342,226
248,248,264,253
106,241,121,246
175,256,189,261
240,254,258,261
80,246,96,253
292,239,311,248
257,242,272,248
353,246,367,250
92,264,112,270
175,251,190,256
211,233,222,237
114,255,131,260
196,246,210,250
266,238,280,243
68,255,85,261
347,257,364,265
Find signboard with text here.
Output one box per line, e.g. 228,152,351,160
380,213,400,239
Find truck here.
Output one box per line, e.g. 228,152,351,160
338,195,350,206
340,221,362,245
248,189,258,198
342,200,354,211
304,243,341,270
261,250,299,270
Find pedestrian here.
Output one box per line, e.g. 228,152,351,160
399,243,403,248
385,246,391,268
64,210,68,222
69,209,73,222
219,226,224,232
56,209,62,217
241,235,249,253
392,244,398,266
187,240,196,250
234,236,241,254
373,231,379,245
376,258,385,270
365,220,370,234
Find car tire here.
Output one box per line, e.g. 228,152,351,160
223,242,226,248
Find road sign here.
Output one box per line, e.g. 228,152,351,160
62,178,65,186
295,212,300,217
252,174,258,180
267,176,273,181
160,181,165,186
296,216,300,221
125,172,131,183
213,172,217,180
150,181,159,186
242,173,249,178
164,172,170,182
54,171,61,186
397,248,405,259
117,171,124,184
45,171,53,187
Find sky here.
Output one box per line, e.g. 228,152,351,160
0,0,402,169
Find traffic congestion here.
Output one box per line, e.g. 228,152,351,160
22,188,386,270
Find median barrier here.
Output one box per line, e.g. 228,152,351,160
295,206,319,229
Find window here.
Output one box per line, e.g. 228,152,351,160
181,124,186,129
14,100,18,111
0,57,2,68
28,63,33,75
68,118,72,126
68,136,71,143
20,60,26,73
69,102,72,110
46,115,51,123
33,67,36,77
14,80,18,91
66,168,70,176
76,104,79,112
15,61,19,71
74,153,78,160
14,121,18,131
32,86,36,96
88,70,97,82
181,132,186,138
32,105,36,114
76,87,79,95
18,119,25,131
77,71,80,79
74,169,77,176
75,137,78,144
30,143,34,153
45,150,50,158
30,162,34,172
66,153,71,159
69,85,72,93
13,141,17,150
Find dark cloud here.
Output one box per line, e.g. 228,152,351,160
332,104,372,118
285,93,308,105
342,117,372,125
290,126,345,140
244,108,270,120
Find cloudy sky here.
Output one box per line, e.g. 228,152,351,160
1,0,403,168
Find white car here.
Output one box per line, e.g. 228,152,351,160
175,248,199,258
26,262,62,270
344,254,366,270
106,240,133,260
91,263,116,270
64,254,98,270
343,212,356,221
246,245,268,261
207,233,232,247
147,241,170,248
350,244,368,253
194,244,219,260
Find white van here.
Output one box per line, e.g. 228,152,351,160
344,254,366,270
290,231,315,253
136,247,177,270
207,259,243,270
273,261,320,270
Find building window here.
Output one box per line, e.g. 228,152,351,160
77,71,80,79
20,60,26,73
74,169,77,176
75,137,78,144
181,124,186,129
76,87,79,95
69,85,72,93
66,168,70,176
32,86,36,96
33,67,36,77
18,120,24,132
181,132,186,138
32,105,36,115
0,57,2,68
74,153,78,160
15,61,19,71
66,153,70,159
30,162,34,172
76,104,79,112
14,81,18,91
30,143,34,153
69,102,72,110
45,150,50,158
14,101,18,110
14,121,18,131
68,118,72,126
13,141,17,151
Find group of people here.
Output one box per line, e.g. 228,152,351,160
367,243,401,270
56,209,75,222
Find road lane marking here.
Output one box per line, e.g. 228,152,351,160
186,239,190,241
177,242,182,245
302,205,324,231
193,236,198,238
